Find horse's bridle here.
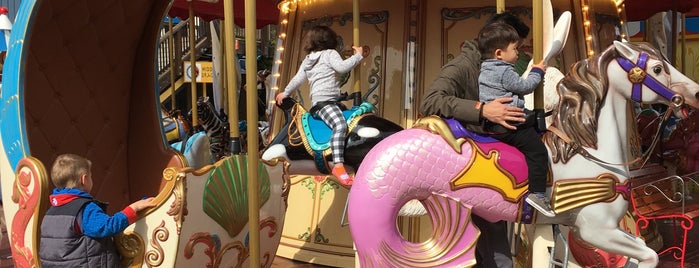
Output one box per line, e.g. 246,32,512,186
547,51,685,167
615,52,684,107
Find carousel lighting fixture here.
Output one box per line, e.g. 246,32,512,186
613,1,628,40
581,0,594,56
279,0,299,14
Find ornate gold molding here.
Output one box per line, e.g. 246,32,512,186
145,221,169,267
116,231,145,267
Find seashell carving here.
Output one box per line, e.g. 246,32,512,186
203,155,271,237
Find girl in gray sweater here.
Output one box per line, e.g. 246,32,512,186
275,26,363,186
477,22,554,217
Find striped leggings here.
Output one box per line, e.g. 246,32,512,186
313,104,347,164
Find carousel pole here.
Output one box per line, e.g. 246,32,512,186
532,0,543,109
496,0,505,13
352,2,361,266
530,1,554,267
352,0,360,93
681,13,686,73
169,17,177,110
671,8,678,66
224,0,242,153
244,0,261,266
188,2,199,127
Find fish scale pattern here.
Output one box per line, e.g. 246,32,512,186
356,128,518,222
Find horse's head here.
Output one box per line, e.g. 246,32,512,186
609,41,699,116
547,41,699,163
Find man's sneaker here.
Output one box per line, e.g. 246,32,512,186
526,194,555,217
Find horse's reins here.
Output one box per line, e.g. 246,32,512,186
547,51,686,167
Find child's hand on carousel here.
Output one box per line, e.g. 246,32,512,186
532,59,547,72
353,46,364,57
275,93,286,105
129,197,156,212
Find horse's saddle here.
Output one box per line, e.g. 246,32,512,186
163,114,189,144
288,101,375,173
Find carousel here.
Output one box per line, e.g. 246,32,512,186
265,0,699,267
0,0,698,267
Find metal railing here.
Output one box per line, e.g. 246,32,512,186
156,17,211,93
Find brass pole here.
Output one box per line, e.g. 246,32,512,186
188,3,198,126
352,0,361,93
224,0,241,153
532,0,543,109
169,17,177,110
671,10,677,66
244,0,260,266
496,0,505,13
681,13,686,73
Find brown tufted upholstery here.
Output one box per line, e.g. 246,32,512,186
23,0,184,213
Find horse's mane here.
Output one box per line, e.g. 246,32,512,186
543,42,663,163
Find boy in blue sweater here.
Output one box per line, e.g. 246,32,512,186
39,154,155,267
477,23,554,217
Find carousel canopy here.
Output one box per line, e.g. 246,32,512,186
625,0,699,21
168,0,280,28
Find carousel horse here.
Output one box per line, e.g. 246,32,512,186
347,41,699,268
261,94,403,177
161,105,214,169
162,106,192,145
197,96,232,160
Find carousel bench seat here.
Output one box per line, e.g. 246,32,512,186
0,0,187,266
629,164,699,267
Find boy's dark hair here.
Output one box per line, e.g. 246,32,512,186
51,153,91,188
477,23,521,59
485,12,530,39
302,25,339,54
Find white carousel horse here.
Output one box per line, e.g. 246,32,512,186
346,41,699,268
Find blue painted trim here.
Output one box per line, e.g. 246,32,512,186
1,0,37,168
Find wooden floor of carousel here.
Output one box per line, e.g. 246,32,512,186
0,205,697,267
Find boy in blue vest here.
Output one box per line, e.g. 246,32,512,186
39,154,155,267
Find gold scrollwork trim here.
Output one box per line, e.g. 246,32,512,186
116,231,145,267
412,116,466,154
12,157,50,268
145,221,169,267
185,233,250,268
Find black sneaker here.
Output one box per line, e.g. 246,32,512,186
526,194,555,217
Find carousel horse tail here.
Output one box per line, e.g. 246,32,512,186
349,128,491,267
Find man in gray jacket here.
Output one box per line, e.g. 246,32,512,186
420,12,529,268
